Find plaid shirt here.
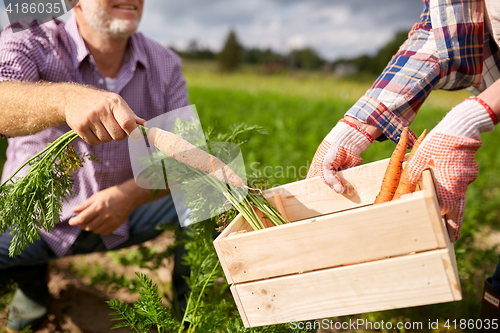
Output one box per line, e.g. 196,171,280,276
0,16,188,257
346,0,500,146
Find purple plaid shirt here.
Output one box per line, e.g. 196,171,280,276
0,16,189,257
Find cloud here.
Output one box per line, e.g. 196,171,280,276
0,0,424,61
139,0,423,60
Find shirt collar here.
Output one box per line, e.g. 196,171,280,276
64,15,149,71
128,33,149,71
65,15,90,67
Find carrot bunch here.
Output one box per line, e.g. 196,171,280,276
374,128,427,204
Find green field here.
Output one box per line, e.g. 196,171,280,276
1,61,499,330
183,61,500,326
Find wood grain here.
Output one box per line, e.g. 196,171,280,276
234,250,456,327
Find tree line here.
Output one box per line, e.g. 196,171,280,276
171,29,410,74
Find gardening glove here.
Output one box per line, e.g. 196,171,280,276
307,118,373,193
407,97,497,242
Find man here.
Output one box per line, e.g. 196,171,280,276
0,0,189,330
308,0,500,319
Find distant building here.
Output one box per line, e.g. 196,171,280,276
334,64,358,76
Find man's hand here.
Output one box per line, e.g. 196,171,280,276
0,81,145,140
64,85,146,145
307,118,373,193
68,184,136,235
407,97,496,242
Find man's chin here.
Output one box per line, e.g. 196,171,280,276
108,20,140,38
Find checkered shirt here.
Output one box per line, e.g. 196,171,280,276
0,16,189,257
346,0,500,147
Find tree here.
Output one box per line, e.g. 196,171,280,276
218,30,242,72
287,47,324,70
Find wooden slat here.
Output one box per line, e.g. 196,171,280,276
234,250,456,327
261,157,398,222
419,169,461,300
214,214,249,284
421,169,450,250
230,285,250,327
440,244,462,301
217,191,446,284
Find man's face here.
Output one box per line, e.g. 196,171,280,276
78,0,144,39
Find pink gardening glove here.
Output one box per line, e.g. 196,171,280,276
407,98,497,242
307,119,373,193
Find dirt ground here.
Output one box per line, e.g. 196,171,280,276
0,233,175,333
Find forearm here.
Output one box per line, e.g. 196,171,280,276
117,178,169,209
478,79,500,124
0,81,90,137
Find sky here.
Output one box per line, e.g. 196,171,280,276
0,0,424,61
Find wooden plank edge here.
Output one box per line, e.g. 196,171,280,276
217,192,424,242
441,245,462,300
230,285,251,328
269,194,288,220
216,214,248,239
421,169,449,249
213,240,233,285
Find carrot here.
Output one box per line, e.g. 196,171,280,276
373,127,409,204
147,127,246,188
392,130,427,200
392,129,427,200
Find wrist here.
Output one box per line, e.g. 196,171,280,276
117,179,167,208
440,98,496,140
467,97,497,125
478,78,500,124
344,116,382,140
329,119,373,156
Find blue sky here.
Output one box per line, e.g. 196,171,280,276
0,0,424,61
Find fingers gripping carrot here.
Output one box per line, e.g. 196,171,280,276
374,127,409,204
147,127,246,188
393,129,427,200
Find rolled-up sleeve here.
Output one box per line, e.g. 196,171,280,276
345,0,440,146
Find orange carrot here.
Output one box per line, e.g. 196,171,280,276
147,127,246,188
392,129,427,200
374,127,409,204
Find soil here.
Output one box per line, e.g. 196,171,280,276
0,232,175,333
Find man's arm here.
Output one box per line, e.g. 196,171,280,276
0,81,145,144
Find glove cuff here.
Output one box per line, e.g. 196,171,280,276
438,98,495,140
326,119,373,156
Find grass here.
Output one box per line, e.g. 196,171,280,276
1,60,498,331
183,61,500,328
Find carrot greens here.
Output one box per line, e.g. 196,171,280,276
140,120,288,230
0,130,95,256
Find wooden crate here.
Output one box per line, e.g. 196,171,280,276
213,158,461,328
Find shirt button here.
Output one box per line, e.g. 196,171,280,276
62,242,68,248
104,161,110,167
98,78,104,84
